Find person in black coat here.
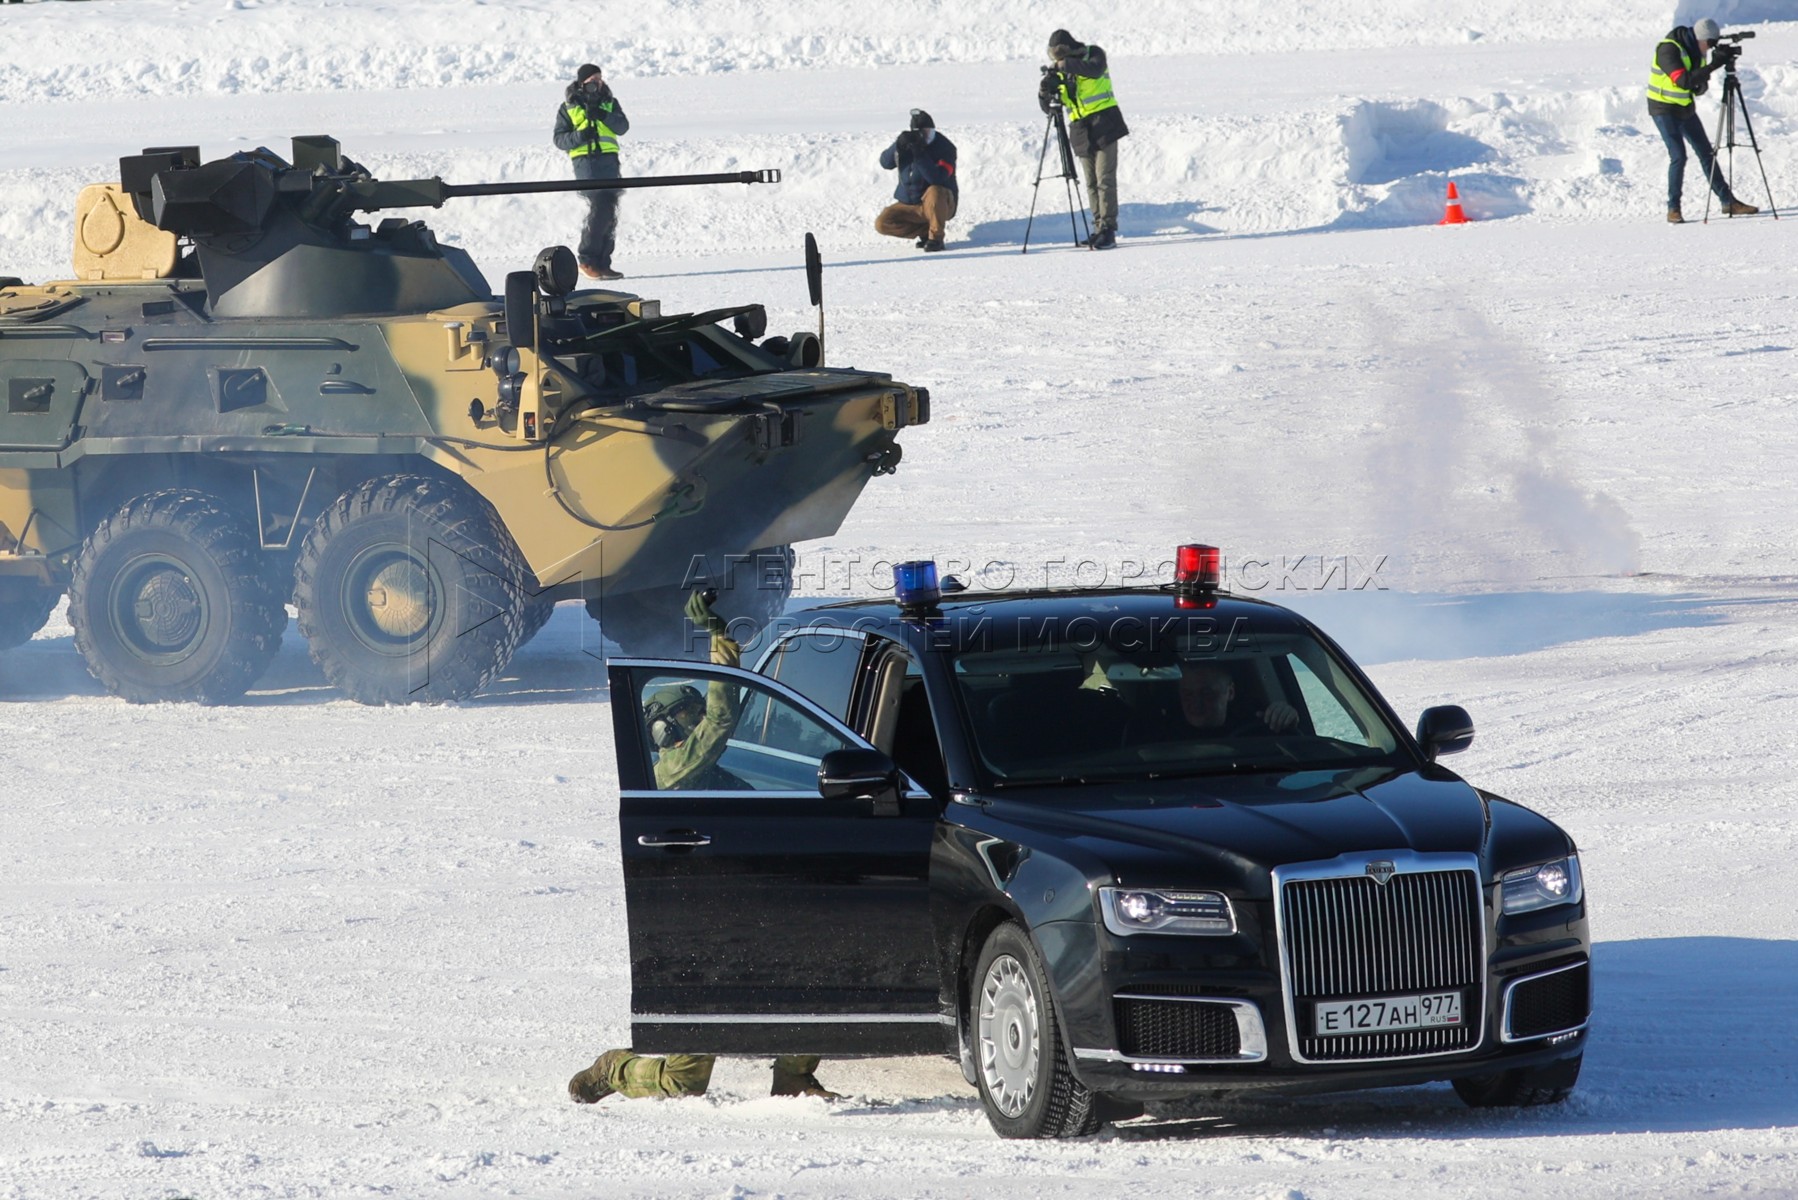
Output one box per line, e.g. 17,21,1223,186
552,63,631,278
1040,30,1129,248
875,109,959,252
1647,19,1757,223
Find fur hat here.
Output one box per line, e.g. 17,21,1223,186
1047,29,1079,57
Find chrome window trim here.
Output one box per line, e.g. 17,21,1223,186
1271,850,1488,1065
1076,996,1268,1063
635,1012,949,1025
1499,958,1592,1044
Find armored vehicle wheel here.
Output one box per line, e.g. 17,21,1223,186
516,590,558,650
972,922,1103,1139
294,475,527,704
0,577,61,651
67,490,285,704
585,545,794,659
1452,1053,1582,1107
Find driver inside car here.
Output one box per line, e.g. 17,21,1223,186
1177,661,1301,736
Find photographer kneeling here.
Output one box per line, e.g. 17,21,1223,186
875,109,958,252
1648,17,1758,223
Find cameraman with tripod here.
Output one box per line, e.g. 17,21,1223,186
1648,18,1758,224
1039,29,1129,249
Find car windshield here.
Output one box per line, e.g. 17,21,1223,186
953,628,1407,786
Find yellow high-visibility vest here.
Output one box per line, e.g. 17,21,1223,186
1647,38,1696,107
1058,69,1120,122
565,102,620,157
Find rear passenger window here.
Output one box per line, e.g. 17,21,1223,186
763,633,863,722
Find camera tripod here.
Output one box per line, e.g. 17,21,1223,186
1703,57,1780,222
1022,102,1092,253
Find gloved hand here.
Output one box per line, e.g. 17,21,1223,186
685,588,729,637
895,129,921,156
1262,701,1301,733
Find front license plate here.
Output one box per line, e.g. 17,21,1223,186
1314,991,1462,1036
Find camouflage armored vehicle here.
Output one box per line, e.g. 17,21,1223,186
0,137,928,703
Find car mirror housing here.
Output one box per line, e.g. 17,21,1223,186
1416,705,1475,760
817,748,903,815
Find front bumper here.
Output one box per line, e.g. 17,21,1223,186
1043,907,1591,1102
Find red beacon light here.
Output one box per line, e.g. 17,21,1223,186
1174,544,1222,591
1174,544,1222,609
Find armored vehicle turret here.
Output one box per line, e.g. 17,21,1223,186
0,137,928,703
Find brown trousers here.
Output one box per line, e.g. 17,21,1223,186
875,186,957,240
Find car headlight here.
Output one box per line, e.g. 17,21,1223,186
1501,856,1583,915
1099,887,1235,936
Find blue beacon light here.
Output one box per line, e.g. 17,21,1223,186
893,559,942,610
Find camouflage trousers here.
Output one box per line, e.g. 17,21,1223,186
599,1052,823,1098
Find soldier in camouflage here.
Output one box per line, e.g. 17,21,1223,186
567,590,840,1103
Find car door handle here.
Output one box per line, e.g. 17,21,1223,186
638,830,712,848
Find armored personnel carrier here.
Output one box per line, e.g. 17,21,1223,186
0,137,928,703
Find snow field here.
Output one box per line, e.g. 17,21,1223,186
4,1,1798,1197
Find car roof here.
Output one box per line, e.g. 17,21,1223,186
777,587,1318,655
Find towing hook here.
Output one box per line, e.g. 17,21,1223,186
865,445,903,476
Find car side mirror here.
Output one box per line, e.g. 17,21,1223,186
1416,705,1474,761
818,748,902,816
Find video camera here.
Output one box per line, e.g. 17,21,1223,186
1039,64,1068,111
1711,29,1754,68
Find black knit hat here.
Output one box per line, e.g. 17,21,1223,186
576,63,603,82
909,108,934,130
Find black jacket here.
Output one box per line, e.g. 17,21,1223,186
1648,26,1712,116
879,131,959,204
1040,42,1129,156
553,79,631,154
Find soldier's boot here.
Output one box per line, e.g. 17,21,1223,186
770,1054,843,1100
567,1048,633,1103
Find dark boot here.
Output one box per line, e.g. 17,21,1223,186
1090,227,1117,249
567,1049,632,1103
770,1064,844,1099
922,236,945,252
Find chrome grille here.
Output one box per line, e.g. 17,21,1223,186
1279,862,1485,1062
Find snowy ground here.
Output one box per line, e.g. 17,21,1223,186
4,2,1798,1197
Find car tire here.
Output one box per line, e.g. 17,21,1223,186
971,922,1103,1139
294,475,527,704
1452,1052,1582,1107
68,489,284,703
0,576,60,651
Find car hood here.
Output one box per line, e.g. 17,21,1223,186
977,766,1569,894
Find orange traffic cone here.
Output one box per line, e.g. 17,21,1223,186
1438,181,1471,225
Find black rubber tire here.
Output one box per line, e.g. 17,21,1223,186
0,576,60,651
586,545,794,659
516,591,559,649
294,475,528,704
1452,1052,1582,1107
67,490,284,704
971,922,1103,1139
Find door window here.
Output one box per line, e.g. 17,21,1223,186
760,632,864,721
633,669,856,793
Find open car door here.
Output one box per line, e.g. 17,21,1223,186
606,658,945,1056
